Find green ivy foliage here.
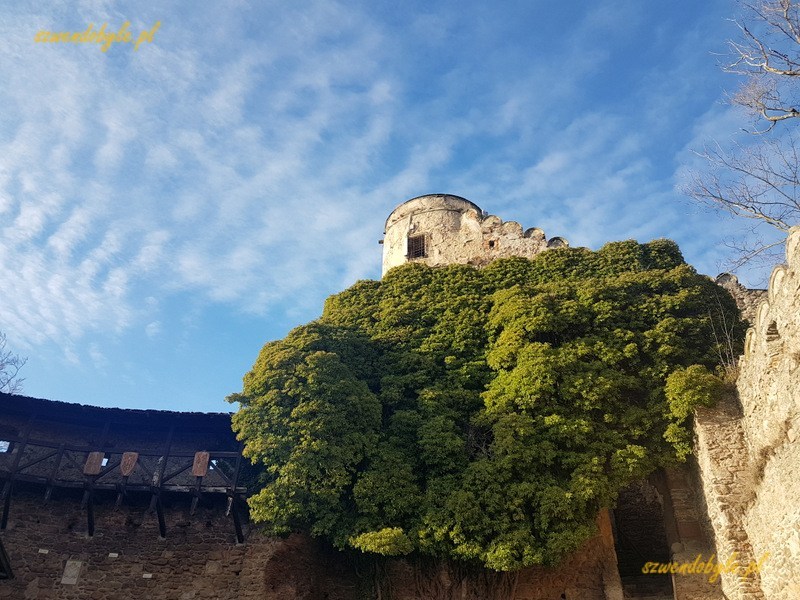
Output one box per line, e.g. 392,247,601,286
230,240,743,571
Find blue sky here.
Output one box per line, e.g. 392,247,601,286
0,0,780,412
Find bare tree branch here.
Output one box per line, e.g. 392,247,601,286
727,1,800,127
684,136,800,229
0,332,27,394
722,235,786,271
684,3,800,271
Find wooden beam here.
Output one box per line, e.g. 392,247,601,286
8,414,36,477
116,452,139,508
192,452,210,476
160,461,193,485
1,413,36,528
0,415,33,532
190,451,209,515
231,496,245,544
155,497,166,539
0,437,242,463
0,534,13,579
120,452,138,477
86,490,95,537
149,426,175,513
0,481,11,531
229,442,245,493
44,444,66,504
156,426,175,484
16,448,59,473
190,476,202,516
83,452,104,476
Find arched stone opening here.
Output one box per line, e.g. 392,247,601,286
612,479,674,598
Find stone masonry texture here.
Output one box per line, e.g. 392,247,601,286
381,194,567,275
3,198,799,599
0,392,623,600
694,226,800,599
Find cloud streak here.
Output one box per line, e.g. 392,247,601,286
0,0,757,409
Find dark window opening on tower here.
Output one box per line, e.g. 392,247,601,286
407,234,426,258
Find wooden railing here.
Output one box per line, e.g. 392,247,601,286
0,432,247,542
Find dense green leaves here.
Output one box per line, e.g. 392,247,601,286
230,240,743,571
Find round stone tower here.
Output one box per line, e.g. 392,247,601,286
381,194,567,276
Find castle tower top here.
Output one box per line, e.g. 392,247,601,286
381,194,567,276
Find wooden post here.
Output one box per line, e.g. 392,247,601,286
190,451,209,515
156,497,166,539
1,413,36,530
116,452,139,507
44,444,66,504
86,490,95,537
149,426,174,513
231,496,244,544
0,482,11,531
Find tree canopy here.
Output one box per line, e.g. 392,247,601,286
230,240,742,571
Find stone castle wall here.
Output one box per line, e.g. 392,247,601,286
0,394,625,600
0,485,623,600
714,273,767,325
384,511,622,600
694,227,800,599
0,488,286,600
381,195,567,275
4,197,798,599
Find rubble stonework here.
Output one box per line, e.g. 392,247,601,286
381,194,568,275
694,226,800,600
714,273,767,325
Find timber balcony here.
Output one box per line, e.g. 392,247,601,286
0,393,249,543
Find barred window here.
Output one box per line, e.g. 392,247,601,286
407,234,426,258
